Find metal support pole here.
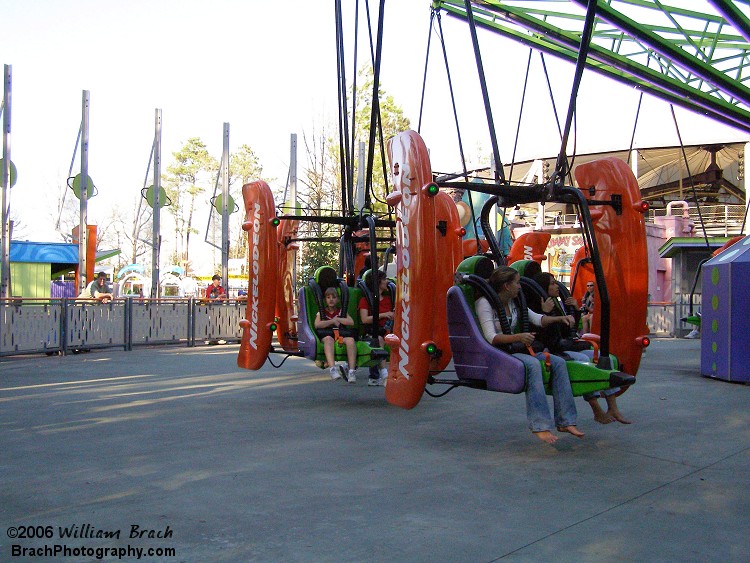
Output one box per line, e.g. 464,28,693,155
1,64,11,299
152,109,162,298
290,133,298,299
78,90,90,294
290,133,297,211
221,122,230,291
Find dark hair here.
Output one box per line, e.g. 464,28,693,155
374,270,387,282
96,271,107,279
212,274,221,281
523,260,542,279
488,266,519,292
534,272,555,291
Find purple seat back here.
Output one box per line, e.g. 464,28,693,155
296,286,318,359
446,286,525,393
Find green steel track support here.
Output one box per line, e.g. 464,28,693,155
432,0,750,131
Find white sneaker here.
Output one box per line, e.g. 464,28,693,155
347,369,357,384
330,366,342,381
379,368,388,379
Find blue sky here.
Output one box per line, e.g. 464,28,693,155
2,0,746,257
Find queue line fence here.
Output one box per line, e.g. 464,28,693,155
1,295,701,358
0,298,247,357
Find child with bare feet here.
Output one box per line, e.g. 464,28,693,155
586,392,632,424
530,272,632,426
314,287,358,383
475,267,585,444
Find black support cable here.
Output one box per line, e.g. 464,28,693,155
364,0,386,217
627,92,644,165
540,53,563,141
363,0,390,209
350,0,360,212
671,105,711,250
508,48,534,183
334,0,351,213
540,51,576,186
418,9,436,133
463,0,504,184
554,0,598,192
436,11,468,179
436,11,479,253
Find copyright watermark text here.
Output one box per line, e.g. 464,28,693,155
6,524,176,560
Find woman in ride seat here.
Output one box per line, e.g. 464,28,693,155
532,272,631,425
314,287,358,383
476,266,584,444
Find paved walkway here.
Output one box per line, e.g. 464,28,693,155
1,339,748,562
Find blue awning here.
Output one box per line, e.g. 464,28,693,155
9,241,120,264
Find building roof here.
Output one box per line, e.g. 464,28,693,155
658,237,733,258
9,241,120,265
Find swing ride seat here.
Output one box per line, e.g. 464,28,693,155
296,266,387,368
447,256,526,393
516,269,635,396
446,285,526,393
681,314,701,327
447,256,634,397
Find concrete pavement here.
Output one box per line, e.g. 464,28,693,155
1,339,748,562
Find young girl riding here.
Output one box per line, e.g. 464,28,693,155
314,287,358,383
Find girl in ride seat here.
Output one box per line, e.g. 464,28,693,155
532,272,631,425
476,266,584,444
358,270,394,386
314,287,358,383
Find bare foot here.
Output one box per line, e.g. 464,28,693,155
557,425,585,438
587,398,614,424
608,410,632,424
533,430,559,444
605,395,632,424
594,412,615,424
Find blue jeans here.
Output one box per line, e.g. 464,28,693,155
566,350,622,400
513,353,577,432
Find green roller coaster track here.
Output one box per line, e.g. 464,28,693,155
433,0,750,132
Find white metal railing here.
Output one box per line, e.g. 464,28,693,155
647,294,702,337
0,298,248,357
509,204,746,236
647,204,746,236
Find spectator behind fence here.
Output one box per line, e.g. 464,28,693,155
581,280,595,334
206,275,227,300
78,272,113,303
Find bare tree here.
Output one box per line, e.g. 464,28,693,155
97,199,153,272
297,123,341,279
52,178,79,241
8,209,29,240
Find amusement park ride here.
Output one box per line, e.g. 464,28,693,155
234,1,750,406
